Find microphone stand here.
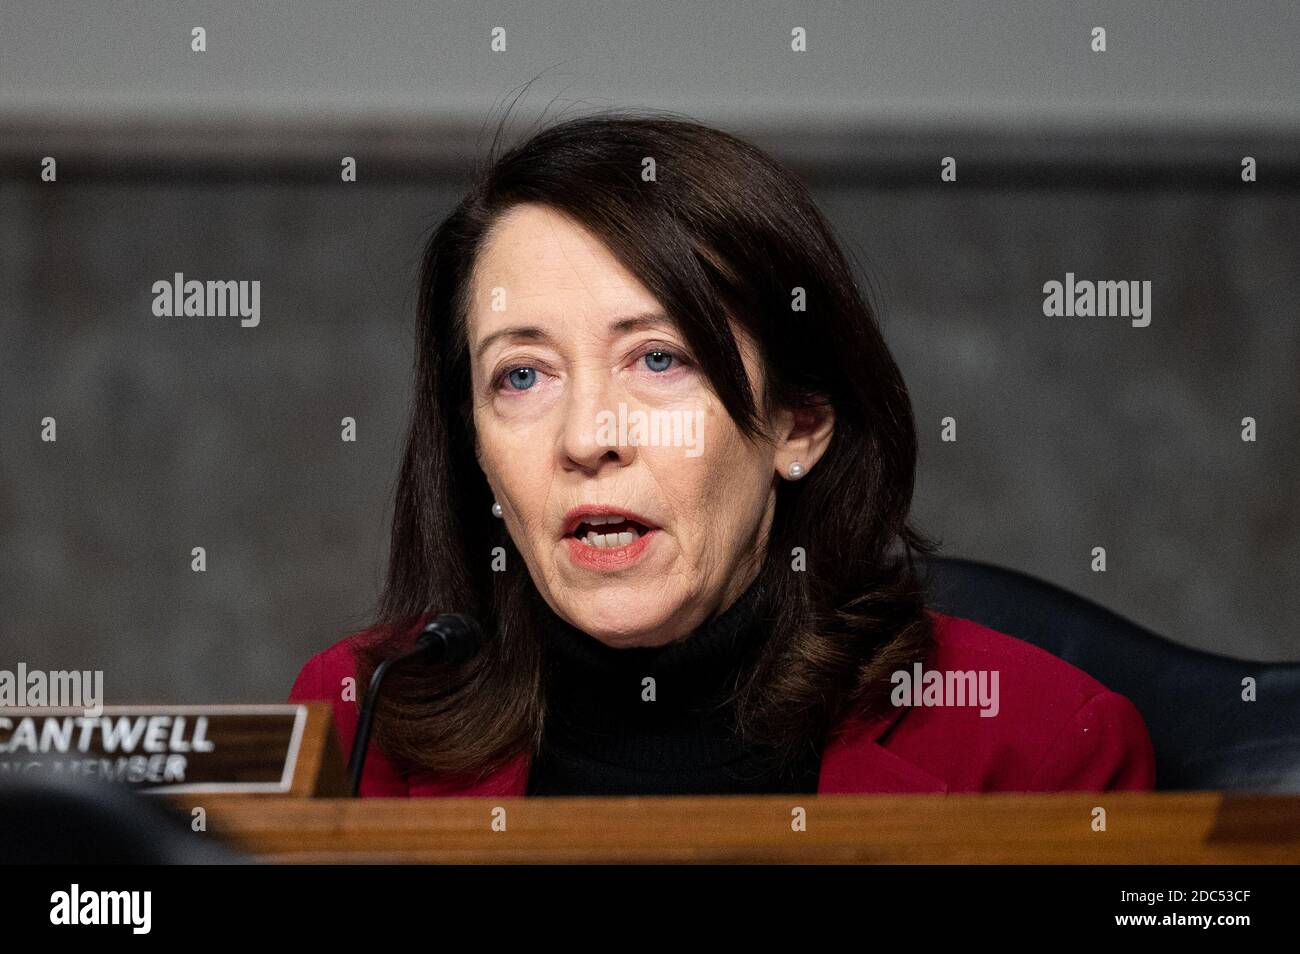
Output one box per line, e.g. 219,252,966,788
347,613,482,797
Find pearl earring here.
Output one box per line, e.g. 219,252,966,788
491,501,503,518
787,461,805,479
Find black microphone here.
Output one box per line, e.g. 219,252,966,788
346,612,484,797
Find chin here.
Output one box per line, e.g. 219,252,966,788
561,599,680,648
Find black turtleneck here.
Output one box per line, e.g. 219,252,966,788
525,580,823,797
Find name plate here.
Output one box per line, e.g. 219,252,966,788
0,703,346,796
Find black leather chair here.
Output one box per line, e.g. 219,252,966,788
921,556,1300,792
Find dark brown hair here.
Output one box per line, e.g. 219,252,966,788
356,108,940,782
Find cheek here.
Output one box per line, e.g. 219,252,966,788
648,409,771,544
703,452,770,543
476,421,551,523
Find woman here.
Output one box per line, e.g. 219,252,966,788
289,111,1155,797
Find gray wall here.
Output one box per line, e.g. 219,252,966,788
1,1,1297,704
3,0,1300,128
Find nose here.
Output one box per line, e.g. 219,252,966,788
558,366,636,476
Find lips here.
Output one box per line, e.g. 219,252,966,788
560,505,662,569
561,505,660,539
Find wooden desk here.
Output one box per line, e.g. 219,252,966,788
189,791,1300,863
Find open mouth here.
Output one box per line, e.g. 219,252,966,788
568,514,655,549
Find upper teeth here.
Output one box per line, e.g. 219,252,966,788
574,514,646,549
582,528,641,548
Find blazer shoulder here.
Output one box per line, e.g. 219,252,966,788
286,619,426,798
874,610,1157,790
287,617,425,704
925,609,1116,706
288,632,365,703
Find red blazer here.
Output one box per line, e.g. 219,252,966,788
288,609,1157,796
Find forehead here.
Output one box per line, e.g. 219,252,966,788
467,203,661,331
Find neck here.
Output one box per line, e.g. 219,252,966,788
535,578,770,770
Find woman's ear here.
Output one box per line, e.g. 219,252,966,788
773,398,835,480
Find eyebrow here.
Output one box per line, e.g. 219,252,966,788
472,311,673,364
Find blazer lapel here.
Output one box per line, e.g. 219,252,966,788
817,706,948,794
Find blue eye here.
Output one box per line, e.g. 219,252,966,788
504,367,537,390
644,350,674,373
